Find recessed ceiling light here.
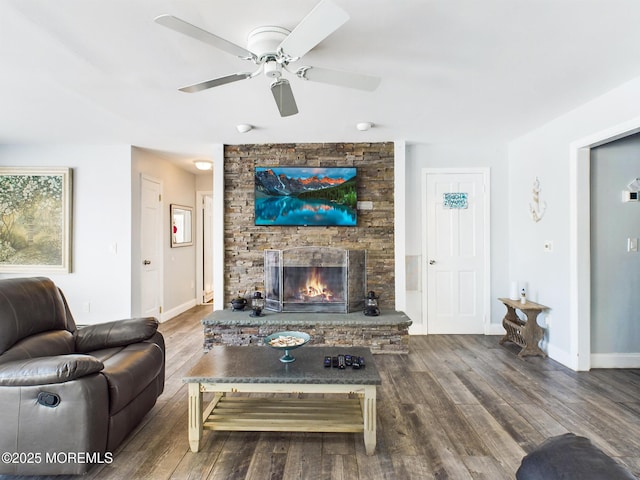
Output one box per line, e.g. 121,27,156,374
193,160,213,171
356,122,373,131
236,124,253,133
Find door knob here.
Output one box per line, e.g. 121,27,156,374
143,260,151,265
429,260,436,265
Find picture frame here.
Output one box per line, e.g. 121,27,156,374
170,204,193,247
0,167,73,273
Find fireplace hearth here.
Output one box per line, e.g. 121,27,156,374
265,247,366,313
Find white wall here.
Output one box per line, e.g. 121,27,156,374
404,142,510,332
131,147,197,320
0,144,132,324
508,74,640,368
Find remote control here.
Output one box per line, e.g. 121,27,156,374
344,354,353,367
332,356,339,368
358,356,365,368
337,354,346,369
324,356,331,367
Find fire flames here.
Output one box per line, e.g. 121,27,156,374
299,269,335,302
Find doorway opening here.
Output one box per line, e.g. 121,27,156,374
196,191,213,305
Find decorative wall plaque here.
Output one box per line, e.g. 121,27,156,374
443,192,468,209
529,177,546,222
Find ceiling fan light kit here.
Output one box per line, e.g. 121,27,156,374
155,0,380,117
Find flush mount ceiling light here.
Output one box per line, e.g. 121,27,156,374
236,124,253,133
193,160,213,171
356,122,373,131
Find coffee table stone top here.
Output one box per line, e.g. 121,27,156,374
184,346,381,385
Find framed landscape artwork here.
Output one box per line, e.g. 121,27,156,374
255,167,357,226
0,167,73,273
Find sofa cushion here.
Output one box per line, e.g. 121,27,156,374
516,433,636,480
75,317,159,353
0,330,75,364
0,277,71,354
0,354,104,386
99,342,164,414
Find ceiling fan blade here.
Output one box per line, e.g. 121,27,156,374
278,0,349,59
270,79,299,117
155,14,255,60
297,66,381,91
179,73,252,93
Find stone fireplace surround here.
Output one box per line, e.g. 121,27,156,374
216,143,400,352
223,143,395,310
202,245,410,354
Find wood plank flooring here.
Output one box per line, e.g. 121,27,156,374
3,306,639,479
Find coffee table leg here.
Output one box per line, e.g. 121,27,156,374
188,382,203,452
363,385,376,455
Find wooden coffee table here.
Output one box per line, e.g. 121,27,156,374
183,346,381,455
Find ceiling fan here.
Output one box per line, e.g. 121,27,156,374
154,0,381,117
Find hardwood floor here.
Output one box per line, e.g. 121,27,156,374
4,306,639,479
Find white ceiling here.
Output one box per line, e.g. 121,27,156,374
2,0,640,172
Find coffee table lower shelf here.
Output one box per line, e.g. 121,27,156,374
188,382,377,455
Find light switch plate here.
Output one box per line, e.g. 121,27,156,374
628,237,638,252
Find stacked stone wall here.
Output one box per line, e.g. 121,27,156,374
224,142,395,310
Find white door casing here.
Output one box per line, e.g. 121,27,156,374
140,175,163,318
422,169,490,334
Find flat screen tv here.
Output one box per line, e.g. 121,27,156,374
255,167,357,226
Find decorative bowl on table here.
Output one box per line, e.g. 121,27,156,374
264,331,311,363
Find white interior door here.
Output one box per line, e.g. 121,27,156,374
203,193,214,303
140,175,162,318
423,170,488,334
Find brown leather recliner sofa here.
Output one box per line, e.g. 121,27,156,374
0,276,165,475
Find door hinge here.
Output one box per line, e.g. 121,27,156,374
159,306,162,314
158,194,162,202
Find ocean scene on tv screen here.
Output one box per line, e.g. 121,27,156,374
255,167,357,226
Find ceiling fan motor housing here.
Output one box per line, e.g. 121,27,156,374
247,26,290,62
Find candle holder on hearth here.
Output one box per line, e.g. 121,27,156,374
249,291,265,317
363,290,380,316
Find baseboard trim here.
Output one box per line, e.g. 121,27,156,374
160,299,197,323
547,344,576,370
486,323,505,335
590,353,640,369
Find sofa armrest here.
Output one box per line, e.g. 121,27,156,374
74,317,159,353
0,354,104,386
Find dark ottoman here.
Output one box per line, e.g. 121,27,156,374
516,433,636,480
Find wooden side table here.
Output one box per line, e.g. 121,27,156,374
498,298,549,358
